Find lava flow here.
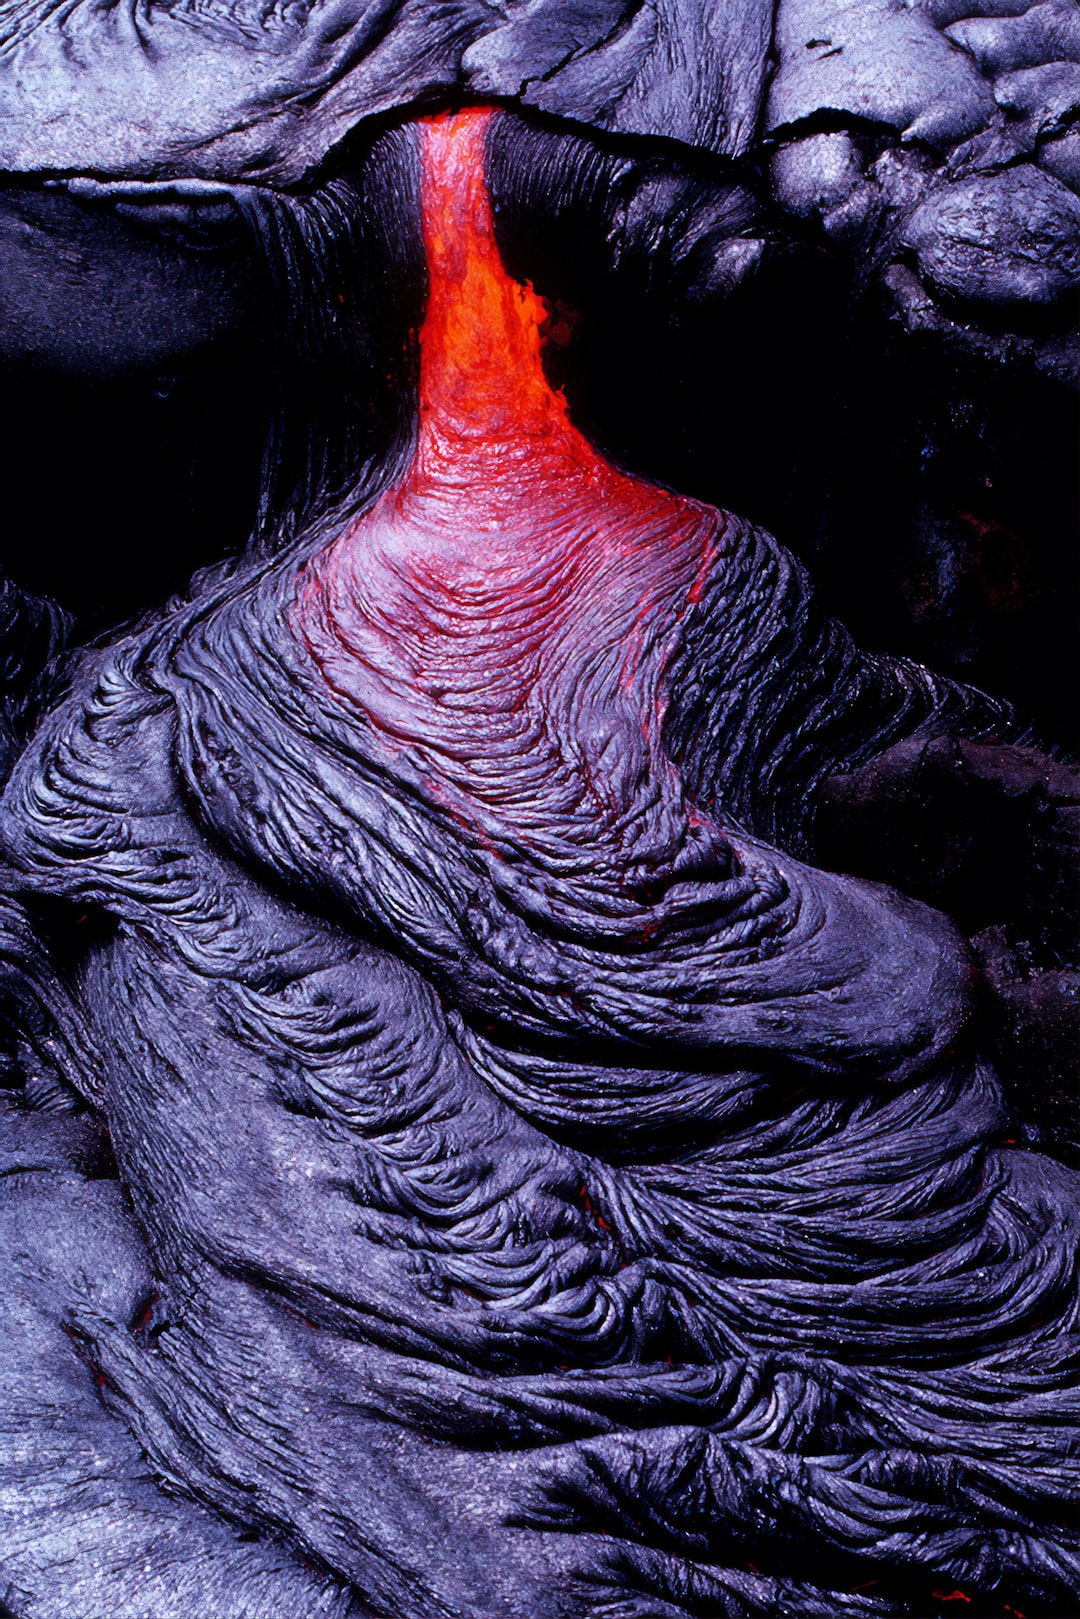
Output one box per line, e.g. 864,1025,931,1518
295,106,729,903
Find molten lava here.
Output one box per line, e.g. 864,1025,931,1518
296,106,728,910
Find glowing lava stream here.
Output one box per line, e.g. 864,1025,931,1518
295,106,731,903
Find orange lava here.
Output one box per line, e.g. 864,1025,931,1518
295,106,727,892
397,104,698,547
416,108,573,461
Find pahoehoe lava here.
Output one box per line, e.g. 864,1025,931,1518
0,109,1076,1619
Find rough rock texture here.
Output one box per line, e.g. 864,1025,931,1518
0,0,492,182
765,0,1080,379
0,0,773,182
0,1106,368,1618
465,0,775,155
0,110,1076,1618
3,0,1078,385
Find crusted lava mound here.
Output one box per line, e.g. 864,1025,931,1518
0,111,1076,1619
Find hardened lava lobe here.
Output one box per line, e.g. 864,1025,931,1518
0,109,1077,1619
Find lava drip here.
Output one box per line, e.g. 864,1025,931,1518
295,106,733,927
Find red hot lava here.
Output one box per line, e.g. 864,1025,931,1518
296,107,729,903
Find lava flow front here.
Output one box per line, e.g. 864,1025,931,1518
295,106,728,903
